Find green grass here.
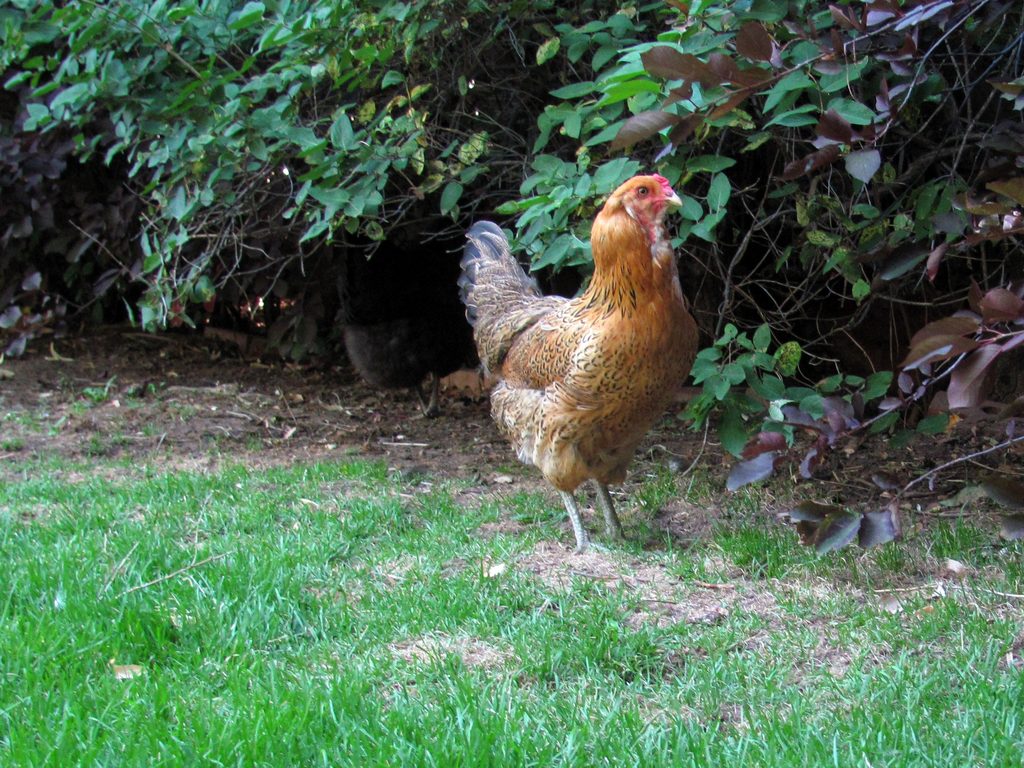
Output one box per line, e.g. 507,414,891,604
1,458,1022,766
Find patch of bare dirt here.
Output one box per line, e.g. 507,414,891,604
516,540,782,628
389,633,514,669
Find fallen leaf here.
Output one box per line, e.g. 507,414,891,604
485,562,507,578
870,471,900,490
880,595,903,614
942,558,969,578
492,475,514,485
110,660,144,680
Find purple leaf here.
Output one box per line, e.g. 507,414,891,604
948,345,1001,409
925,243,949,282
610,110,680,151
735,21,774,62
788,500,841,522
814,510,861,554
859,505,900,548
726,452,778,492
816,109,854,144
979,287,1024,323
741,431,788,459
909,316,980,348
845,149,881,184
21,272,42,291
900,334,980,371
640,48,719,86
799,445,822,479
781,146,841,181
0,305,21,329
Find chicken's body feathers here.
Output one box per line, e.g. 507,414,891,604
460,177,697,509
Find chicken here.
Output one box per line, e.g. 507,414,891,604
459,175,698,551
340,238,476,416
343,318,474,417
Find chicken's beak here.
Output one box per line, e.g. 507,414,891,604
665,191,683,209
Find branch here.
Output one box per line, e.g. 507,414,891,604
899,433,1024,496
112,552,229,599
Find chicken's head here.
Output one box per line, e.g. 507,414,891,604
605,174,683,244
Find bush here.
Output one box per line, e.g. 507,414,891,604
0,0,654,355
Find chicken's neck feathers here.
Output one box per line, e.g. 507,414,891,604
584,208,679,314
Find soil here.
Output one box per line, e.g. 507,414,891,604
1,325,1019,541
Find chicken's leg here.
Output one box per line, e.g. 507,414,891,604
415,372,441,418
559,491,590,553
594,482,624,540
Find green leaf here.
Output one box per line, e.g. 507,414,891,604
763,71,814,112
329,113,355,150
852,279,871,301
706,173,731,211
679,195,703,221
381,70,405,88
537,37,560,65
764,104,819,128
23,102,50,131
457,132,488,165
166,186,188,221
818,59,869,93
753,324,771,352
709,373,731,401
798,394,825,419
916,413,949,435
868,410,900,434
719,404,749,457
861,371,892,400
827,98,876,126
743,132,773,153
440,181,463,215
686,155,737,173
774,341,802,375
309,187,351,211
593,158,640,194
550,81,596,99
229,1,266,31
808,230,840,247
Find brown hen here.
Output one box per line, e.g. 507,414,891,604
459,175,698,551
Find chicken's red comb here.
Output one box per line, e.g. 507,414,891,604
652,174,676,198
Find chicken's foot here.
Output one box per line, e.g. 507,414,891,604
594,482,624,540
415,373,441,418
559,491,590,553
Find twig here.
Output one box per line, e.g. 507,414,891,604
113,553,228,599
379,440,430,448
692,580,736,590
974,587,1024,600
900,434,1024,496
99,541,139,597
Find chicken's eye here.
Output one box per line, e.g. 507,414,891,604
637,187,649,197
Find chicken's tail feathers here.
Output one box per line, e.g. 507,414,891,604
459,221,556,374
458,222,541,327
